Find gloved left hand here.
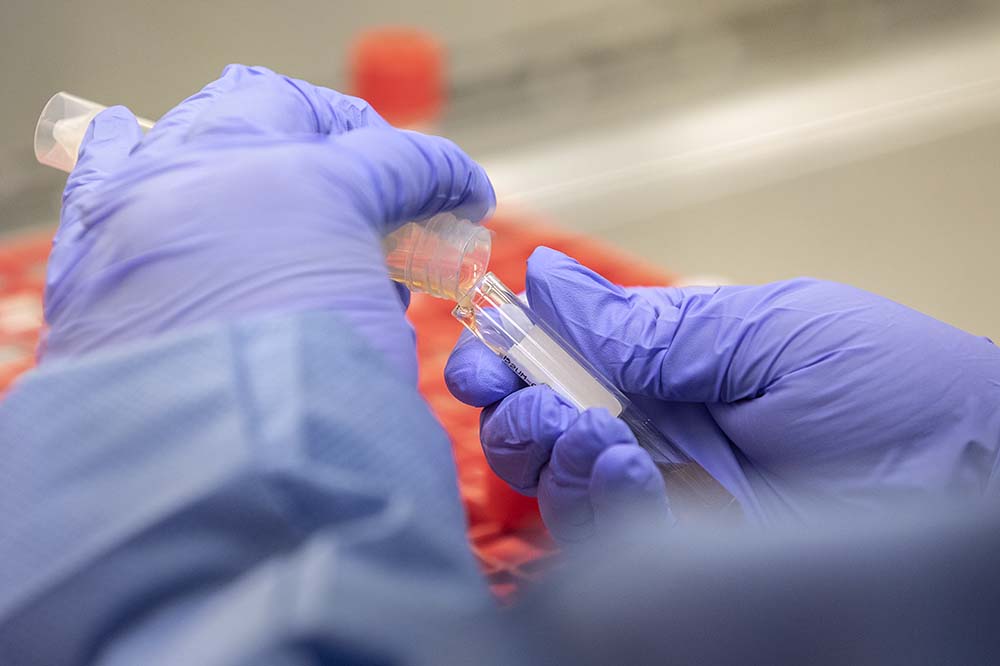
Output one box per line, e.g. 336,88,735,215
43,64,494,382
446,248,1000,542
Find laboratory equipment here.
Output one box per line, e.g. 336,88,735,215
34,91,734,518
34,92,154,172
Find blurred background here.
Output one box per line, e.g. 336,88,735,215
1,0,999,338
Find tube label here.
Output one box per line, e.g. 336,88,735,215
502,326,624,416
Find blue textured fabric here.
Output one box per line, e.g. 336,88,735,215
0,313,504,666
445,247,1000,536
3,313,1000,665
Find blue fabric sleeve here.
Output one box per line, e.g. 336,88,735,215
0,313,512,665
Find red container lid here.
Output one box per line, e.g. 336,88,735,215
349,27,446,127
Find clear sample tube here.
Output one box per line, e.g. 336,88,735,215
34,91,736,520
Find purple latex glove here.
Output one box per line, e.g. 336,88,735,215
445,247,1000,539
43,64,494,382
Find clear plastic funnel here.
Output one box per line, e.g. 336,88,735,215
34,92,154,173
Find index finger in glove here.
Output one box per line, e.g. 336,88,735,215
445,330,524,407
61,106,143,217
53,106,144,290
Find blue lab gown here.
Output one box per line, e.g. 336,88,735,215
0,313,520,665
3,312,1000,665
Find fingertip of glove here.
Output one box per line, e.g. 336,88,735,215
525,247,573,309
88,106,140,143
220,63,250,78
94,105,134,123
552,409,636,476
590,444,662,499
468,163,497,222
526,246,573,273
573,408,633,443
444,337,521,406
526,246,623,307
482,385,576,449
211,64,274,95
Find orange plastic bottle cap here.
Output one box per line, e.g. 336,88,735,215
349,27,445,127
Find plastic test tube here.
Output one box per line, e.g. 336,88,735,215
36,92,736,519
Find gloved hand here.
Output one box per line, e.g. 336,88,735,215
44,64,494,382
445,247,1000,540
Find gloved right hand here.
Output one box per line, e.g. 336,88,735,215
42,64,493,383
445,247,1000,538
